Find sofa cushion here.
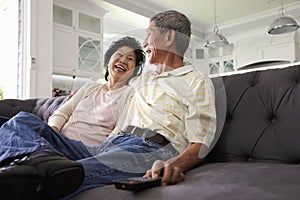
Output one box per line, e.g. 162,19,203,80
71,162,300,200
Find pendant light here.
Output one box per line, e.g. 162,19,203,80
204,0,229,48
267,0,299,35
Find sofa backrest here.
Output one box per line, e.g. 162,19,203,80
32,96,66,121
208,64,300,164
1,65,300,164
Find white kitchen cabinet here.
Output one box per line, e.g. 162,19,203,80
208,44,235,74
77,33,102,78
207,32,300,74
235,41,298,69
263,42,297,62
208,57,235,74
235,50,262,69
184,37,209,74
234,32,299,69
52,1,105,79
53,26,76,75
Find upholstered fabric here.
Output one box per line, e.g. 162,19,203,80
72,162,300,200
0,98,37,118
0,96,66,122
33,96,66,122
208,65,300,164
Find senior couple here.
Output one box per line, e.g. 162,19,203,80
0,9,216,199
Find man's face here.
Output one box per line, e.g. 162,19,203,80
143,21,167,65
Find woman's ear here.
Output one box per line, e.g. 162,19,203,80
165,29,176,46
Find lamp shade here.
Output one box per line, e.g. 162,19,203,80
204,30,229,48
204,0,229,48
268,15,299,35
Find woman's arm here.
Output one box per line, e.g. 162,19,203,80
47,84,87,131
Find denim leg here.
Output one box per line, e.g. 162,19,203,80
38,122,93,160
13,111,93,160
0,111,93,163
64,134,179,198
0,112,46,162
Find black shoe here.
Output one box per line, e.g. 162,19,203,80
0,164,44,200
0,152,85,200
26,154,85,199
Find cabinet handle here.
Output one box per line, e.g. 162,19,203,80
31,57,36,64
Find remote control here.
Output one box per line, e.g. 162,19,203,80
113,177,162,192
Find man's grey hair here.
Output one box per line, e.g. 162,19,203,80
150,10,191,58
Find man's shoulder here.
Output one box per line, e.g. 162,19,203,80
129,70,155,86
184,65,210,80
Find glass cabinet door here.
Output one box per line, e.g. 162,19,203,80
78,12,101,34
224,59,234,72
77,36,102,76
53,4,73,27
209,62,220,74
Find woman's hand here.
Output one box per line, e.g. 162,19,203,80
144,160,185,185
51,126,59,132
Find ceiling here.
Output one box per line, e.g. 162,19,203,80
89,0,300,38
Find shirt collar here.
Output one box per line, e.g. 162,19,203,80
155,65,194,77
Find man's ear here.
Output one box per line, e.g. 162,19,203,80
165,29,176,46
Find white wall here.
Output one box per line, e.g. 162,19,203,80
0,0,53,99
0,0,18,98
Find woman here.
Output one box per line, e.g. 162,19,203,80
0,36,145,199
48,36,145,145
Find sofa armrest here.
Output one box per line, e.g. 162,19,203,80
0,98,37,118
0,96,67,122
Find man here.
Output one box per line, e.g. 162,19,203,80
110,10,217,185
0,10,216,199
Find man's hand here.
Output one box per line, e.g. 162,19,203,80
144,160,184,185
144,143,205,186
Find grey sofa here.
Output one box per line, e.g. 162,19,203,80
0,63,300,200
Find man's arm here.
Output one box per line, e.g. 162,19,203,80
144,76,216,185
144,142,204,185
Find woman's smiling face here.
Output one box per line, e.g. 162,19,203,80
108,46,137,82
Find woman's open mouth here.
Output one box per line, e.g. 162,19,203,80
115,65,126,72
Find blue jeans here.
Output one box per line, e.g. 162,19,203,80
0,112,91,162
0,112,179,198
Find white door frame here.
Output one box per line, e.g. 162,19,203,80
21,0,53,98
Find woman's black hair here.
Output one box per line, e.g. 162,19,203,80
103,36,146,82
